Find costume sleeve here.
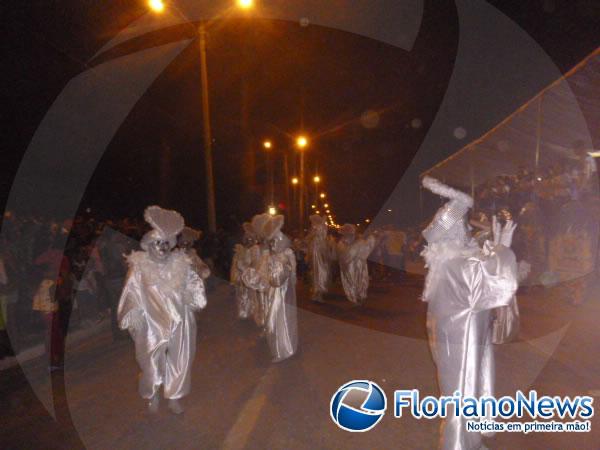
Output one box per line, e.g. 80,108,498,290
466,244,518,312
269,250,295,287
185,266,207,311
117,268,143,330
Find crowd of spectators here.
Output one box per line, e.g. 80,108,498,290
0,211,240,365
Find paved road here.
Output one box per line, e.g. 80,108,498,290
1,273,599,449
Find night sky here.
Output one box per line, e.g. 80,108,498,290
3,0,600,229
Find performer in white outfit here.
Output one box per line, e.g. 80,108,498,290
178,226,211,280
336,224,376,305
230,222,257,320
247,213,271,328
118,206,207,414
242,215,298,362
306,215,333,302
420,177,518,450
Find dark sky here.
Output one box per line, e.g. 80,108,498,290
2,0,600,228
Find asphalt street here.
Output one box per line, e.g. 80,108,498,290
1,272,599,449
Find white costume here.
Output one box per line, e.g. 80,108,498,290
420,177,518,450
306,215,333,302
246,214,271,328
230,222,257,320
242,215,298,362
178,226,211,280
118,206,207,414
336,224,376,305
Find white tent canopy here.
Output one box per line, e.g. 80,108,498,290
423,48,600,188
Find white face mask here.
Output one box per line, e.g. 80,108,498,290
148,239,171,262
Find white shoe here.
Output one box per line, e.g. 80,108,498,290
168,399,184,414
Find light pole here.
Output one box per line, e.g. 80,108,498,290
263,140,274,206
198,22,217,232
296,135,308,232
148,0,254,232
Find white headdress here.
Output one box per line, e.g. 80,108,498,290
141,206,185,250
421,177,473,244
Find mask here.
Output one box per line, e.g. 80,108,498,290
148,239,171,262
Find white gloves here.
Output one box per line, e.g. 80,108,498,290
492,216,517,248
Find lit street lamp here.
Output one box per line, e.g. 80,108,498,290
148,0,165,13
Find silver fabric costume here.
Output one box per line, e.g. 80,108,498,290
336,226,376,305
306,215,332,301
118,246,206,400
242,216,298,361
421,178,518,450
231,243,253,319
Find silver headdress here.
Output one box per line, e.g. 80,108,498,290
309,214,327,228
141,206,185,250
421,177,473,244
250,213,272,242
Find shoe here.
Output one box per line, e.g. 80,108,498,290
168,399,184,414
148,394,160,413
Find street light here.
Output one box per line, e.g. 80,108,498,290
313,175,321,183
237,0,254,9
263,140,274,205
296,135,308,148
148,0,165,13
291,177,299,185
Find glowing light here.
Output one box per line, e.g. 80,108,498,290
296,135,308,149
365,219,371,223
148,0,165,12
313,175,321,183
387,208,392,212
316,211,321,214
311,204,316,209
326,210,330,214
268,206,277,215
320,193,326,199
291,177,299,185
263,140,272,150
324,203,329,208
237,0,254,9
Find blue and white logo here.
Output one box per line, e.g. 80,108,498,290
330,380,387,432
